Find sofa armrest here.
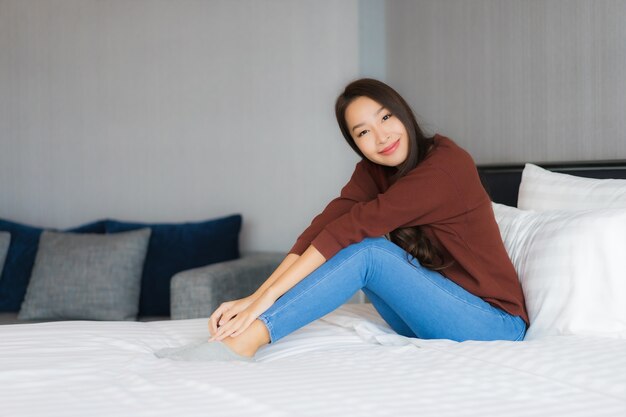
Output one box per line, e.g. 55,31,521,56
170,251,285,320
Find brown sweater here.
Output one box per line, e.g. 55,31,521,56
289,134,529,325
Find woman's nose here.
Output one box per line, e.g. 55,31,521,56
376,130,390,144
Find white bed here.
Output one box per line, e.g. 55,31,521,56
1,303,625,417
3,161,626,416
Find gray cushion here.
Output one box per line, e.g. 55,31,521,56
18,228,151,321
0,232,10,275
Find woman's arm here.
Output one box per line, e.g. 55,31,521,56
208,245,326,341
208,253,301,335
208,162,375,339
289,160,380,255
261,245,326,302
251,253,301,298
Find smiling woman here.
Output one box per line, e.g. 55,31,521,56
334,79,435,183
156,78,529,363
344,96,410,167
332,79,445,270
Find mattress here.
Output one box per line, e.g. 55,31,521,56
1,303,624,417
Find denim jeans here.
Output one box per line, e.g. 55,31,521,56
258,236,527,344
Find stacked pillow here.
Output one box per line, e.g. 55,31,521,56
0,214,242,321
493,163,626,340
517,162,626,211
105,216,242,317
0,219,106,312
19,228,152,321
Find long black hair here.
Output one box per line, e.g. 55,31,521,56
335,78,453,271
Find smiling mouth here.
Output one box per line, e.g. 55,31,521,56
379,140,399,154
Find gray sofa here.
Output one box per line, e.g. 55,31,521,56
170,251,284,320
0,251,285,325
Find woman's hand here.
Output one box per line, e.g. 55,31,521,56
208,295,256,337
208,292,276,342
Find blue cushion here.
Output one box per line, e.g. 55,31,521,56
69,220,108,234
105,214,241,317
0,219,107,312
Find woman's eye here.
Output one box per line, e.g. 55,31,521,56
382,113,392,121
358,130,368,138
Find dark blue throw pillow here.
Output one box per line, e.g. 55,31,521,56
105,214,242,317
0,219,107,312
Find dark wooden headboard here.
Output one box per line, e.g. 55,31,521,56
476,160,626,207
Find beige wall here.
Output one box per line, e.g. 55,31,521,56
0,0,361,255
386,0,626,164
2,0,625,257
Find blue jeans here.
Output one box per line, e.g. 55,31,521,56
258,237,527,343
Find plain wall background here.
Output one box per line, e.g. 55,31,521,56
386,0,626,164
1,0,625,256
0,0,362,255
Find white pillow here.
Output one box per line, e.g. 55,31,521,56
518,163,626,211
492,202,626,340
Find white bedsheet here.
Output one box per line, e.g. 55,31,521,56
1,304,625,417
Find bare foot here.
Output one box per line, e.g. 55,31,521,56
217,319,270,358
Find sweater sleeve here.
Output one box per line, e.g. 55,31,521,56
288,160,380,255
310,162,466,260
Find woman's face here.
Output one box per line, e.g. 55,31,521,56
344,96,409,167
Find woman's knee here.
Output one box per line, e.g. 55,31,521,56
352,236,391,250
333,237,393,268
337,237,414,272
354,236,414,261
347,236,420,272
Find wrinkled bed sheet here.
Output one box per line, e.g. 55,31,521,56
1,304,625,417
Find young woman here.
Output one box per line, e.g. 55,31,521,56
156,78,529,362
